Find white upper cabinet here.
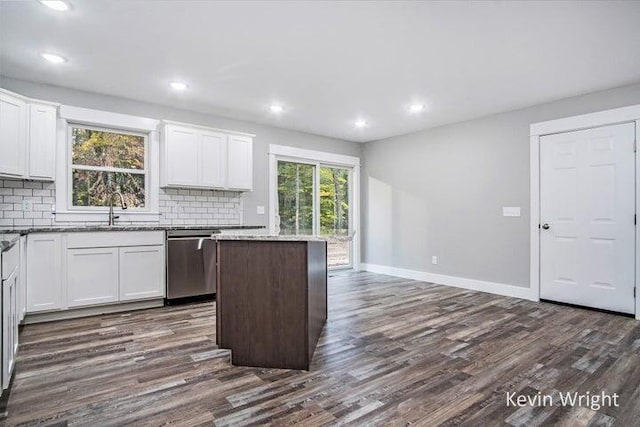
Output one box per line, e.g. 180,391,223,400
200,130,227,188
160,121,253,191
164,124,199,187
227,135,253,190
0,92,27,178
28,103,57,180
0,89,57,181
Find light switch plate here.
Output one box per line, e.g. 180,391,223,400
256,205,265,215
431,256,438,265
503,206,521,217
22,200,33,212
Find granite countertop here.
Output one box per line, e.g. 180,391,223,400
0,233,20,252
0,225,265,236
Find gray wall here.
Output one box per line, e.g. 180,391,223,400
362,83,640,288
0,77,363,228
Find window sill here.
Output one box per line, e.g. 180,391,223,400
54,211,161,223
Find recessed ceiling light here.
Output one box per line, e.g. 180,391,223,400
169,81,188,91
409,104,425,112
40,1,70,11
40,53,66,64
354,120,368,128
269,105,284,113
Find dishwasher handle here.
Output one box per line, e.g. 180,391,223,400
166,235,219,241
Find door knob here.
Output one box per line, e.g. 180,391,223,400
541,223,550,230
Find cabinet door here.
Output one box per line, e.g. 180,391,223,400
2,270,17,390
67,248,119,308
227,135,253,190
164,125,199,187
0,93,27,177
19,236,27,323
27,234,63,313
28,103,57,180
119,245,165,301
200,131,227,188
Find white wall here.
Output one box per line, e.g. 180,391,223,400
362,82,640,289
0,77,363,228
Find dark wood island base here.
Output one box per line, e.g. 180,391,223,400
216,238,327,370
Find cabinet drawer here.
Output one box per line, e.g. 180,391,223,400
66,231,164,249
2,243,19,280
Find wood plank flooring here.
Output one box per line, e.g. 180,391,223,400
1,271,640,426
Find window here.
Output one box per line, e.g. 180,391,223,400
69,125,148,209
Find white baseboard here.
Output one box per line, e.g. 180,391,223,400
361,263,537,302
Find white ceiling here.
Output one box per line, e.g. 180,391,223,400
2,1,640,143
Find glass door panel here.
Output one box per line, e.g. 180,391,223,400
320,166,351,268
277,161,315,235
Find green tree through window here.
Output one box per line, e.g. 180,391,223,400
71,126,146,208
320,166,349,236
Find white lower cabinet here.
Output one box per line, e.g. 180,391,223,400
67,248,119,308
1,241,20,391
119,246,165,301
27,234,63,313
19,236,27,322
26,231,165,315
2,269,18,390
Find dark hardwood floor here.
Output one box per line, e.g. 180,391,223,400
2,271,640,426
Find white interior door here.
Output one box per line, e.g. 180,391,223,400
540,122,636,314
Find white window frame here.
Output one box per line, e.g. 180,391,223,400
268,144,361,271
530,103,640,320
55,106,160,222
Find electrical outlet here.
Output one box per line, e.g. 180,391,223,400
503,206,521,217
22,200,33,212
256,205,265,215
432,256,438,265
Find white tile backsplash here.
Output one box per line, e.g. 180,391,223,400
0,179,242,227
159,188,242,226
0,180,56,227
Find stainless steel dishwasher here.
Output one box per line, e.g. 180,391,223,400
166,230,219,304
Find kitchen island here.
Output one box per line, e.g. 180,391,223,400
216,236,327,370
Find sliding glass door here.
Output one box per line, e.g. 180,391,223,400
319,166,350,267
277,161,315,235
276,160,353,269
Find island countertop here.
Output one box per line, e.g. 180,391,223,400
214,234,327,241
214,234,353,242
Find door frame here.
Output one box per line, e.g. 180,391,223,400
268,144,361,271
530,104,640,319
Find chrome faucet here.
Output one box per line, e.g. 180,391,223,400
108,191,128,226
